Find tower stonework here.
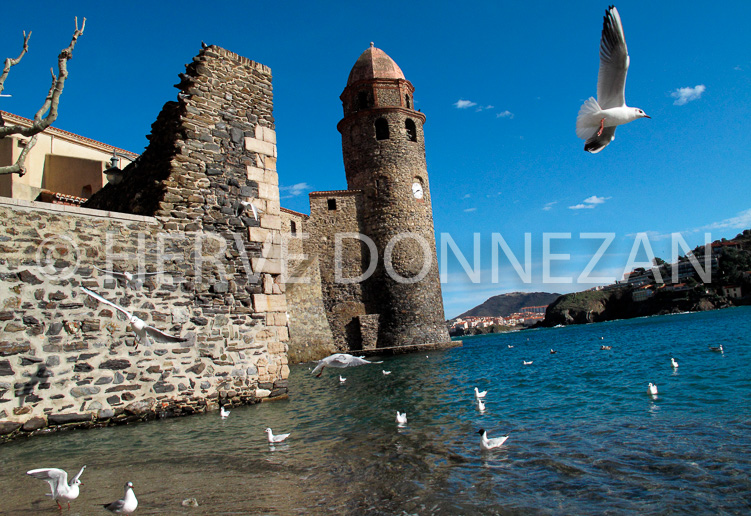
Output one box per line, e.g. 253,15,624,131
308,44,452,351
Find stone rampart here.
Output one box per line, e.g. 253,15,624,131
0,45,290,441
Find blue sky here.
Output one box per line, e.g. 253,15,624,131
2,1,750,318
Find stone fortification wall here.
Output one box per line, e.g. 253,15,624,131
305,191,369,350
0,45,290,440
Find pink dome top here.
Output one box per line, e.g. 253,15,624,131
346,43,405,86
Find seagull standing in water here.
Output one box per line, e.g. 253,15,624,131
265,427,291,443
478,429,509,451
27,465,86,510
103,481,138,514
311,353,382,377
80,287,187,349
576,5,650,153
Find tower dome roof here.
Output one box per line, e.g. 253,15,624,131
346,43,405,86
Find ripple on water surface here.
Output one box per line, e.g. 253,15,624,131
1,307,751,514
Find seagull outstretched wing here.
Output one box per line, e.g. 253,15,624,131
597,6,629,109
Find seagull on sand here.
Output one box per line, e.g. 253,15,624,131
265,427,291,443
27,465,86,510
396,411,408,426
576,5,650,153
93,265,163,290
103,481,138,514
220,405,230,418
670,357,679,369
80,287,187,349
474,387,487,399
478,429,509,451
647,382,658,396
311,353,382,377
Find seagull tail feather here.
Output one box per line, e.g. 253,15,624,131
576,97,602,140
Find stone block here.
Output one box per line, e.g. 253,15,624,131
260,214,281,230
48,413,93,425
244,137,276,157
246,166,265,182
257,183,280,202
251,257,282,274
264,156,277,171
262,243,282,260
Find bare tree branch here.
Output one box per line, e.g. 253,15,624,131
0,30,31,96
0,17,86,176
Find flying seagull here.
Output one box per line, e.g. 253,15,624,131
310,353,382,377
265,427,291,443
93,265,164,290
80,287,187,349
478,429,509,451
576,5,650,153
103,481,138,514
236,200,264,220
27,465,86,510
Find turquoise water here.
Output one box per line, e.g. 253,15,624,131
1,307,750,514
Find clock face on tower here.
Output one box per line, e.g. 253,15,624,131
412,181,424,200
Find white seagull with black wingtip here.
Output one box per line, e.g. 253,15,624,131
576,5,650,153
478,429,509,451
310,353,382,377
80,287,187,349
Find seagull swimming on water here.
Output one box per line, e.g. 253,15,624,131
477,398,486,412
80,287,187,349
474,387,487,399
265,427,291,443
647,382,658,396
396,411,408,426
220,405,230,418
709,344,724,353
576,5,650,153
339,375,347,384
27,465,86,510
478,429,509,451
103,481,138,514
311,353,382,377
670,357,679,369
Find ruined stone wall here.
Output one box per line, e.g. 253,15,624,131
0,45,291,440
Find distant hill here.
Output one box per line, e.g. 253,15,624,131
456,292,561,319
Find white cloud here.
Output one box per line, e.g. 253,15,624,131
542,201,558,211
702,208,751,231
583,195,609,205
734,65,743,71
670,84,706,106
496,110,514,119
569,195,610,210
463,207,477,213
279,182,311,198
462,193,471,199
454,99,477,109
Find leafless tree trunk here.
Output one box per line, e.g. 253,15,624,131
0,17,85,176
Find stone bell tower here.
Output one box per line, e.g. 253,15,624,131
336,43,450,348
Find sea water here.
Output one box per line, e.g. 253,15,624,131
0,307,749,514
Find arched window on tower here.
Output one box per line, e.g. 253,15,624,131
290,221,297,236
405,119,417,142
375,118,390,140
357,91,369,110
405,94,411,109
